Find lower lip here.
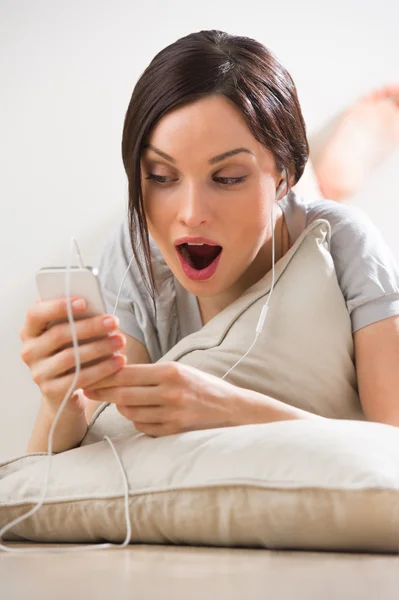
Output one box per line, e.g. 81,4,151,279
177,248,222,281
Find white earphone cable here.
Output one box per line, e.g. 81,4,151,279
221,176,283,381
0,240,135,553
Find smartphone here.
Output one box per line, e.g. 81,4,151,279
36,266,113,369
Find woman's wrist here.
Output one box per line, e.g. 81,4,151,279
27,396,88,454
41,390,86,419
230,387,322,426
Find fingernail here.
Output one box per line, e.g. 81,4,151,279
72,299,86,310
112,354,125,364
110,335,123,347
104,316,119,329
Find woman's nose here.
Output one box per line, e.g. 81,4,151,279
177,183,211,228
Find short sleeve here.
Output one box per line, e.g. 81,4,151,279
97,218,148,345
96,216,182,362
306,200,399,332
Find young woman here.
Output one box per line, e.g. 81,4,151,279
21,30,399,453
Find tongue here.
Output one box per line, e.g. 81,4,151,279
186,244,220,259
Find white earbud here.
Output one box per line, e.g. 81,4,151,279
276,171,287,199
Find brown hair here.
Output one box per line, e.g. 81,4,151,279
121,29,309,306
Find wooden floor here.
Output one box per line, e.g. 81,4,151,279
1,543,399,599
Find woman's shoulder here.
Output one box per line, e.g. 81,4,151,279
283,191,392,251
304,195,377,234
284,190,377,235
303,197,398,272
297,196,399,332
98,216,182,360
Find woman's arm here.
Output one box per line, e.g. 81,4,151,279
83,316,399,432
27,399,88,454
229,387,323,426
28,331,151,452
233,314,399,427
353,314,399,426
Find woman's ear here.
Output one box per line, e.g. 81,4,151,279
276,168,291,199
276,178,286,199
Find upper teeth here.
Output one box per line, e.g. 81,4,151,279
187,243,205,246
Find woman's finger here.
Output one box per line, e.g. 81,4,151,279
86,385,162,406
102,361,185,387
21,297,84,341
117,404,166,423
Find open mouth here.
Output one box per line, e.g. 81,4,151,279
176,243,223,281
178,243,222,270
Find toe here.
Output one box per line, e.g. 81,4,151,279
370,85,399,104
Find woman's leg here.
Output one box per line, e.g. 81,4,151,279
306,86,399,202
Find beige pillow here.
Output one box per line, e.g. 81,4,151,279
3,219,397,552
83,217,363,447
1,419,399,552
157,218,363,421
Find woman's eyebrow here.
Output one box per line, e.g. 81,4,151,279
143,144,255,165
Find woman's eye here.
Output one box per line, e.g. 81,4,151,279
145,173,174,185
145,173,248,186
214,176,247,185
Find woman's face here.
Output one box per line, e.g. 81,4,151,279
140,94,284,306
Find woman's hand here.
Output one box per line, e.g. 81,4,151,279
82,361,241,437
20,296,126,416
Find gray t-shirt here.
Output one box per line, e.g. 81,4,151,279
98,191,399,363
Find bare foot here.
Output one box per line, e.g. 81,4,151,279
313,86,399,202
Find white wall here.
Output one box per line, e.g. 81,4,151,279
1,0,398,458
